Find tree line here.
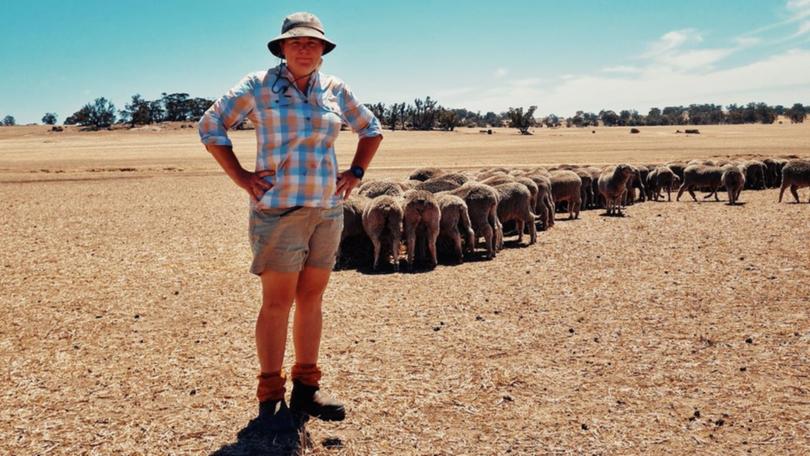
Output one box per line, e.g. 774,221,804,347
2,97,806,131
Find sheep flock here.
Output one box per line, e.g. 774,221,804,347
338,157,810,271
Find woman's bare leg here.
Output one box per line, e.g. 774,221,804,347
256,270,299,374
293,266,332,365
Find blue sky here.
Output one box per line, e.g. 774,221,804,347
2,0,810,124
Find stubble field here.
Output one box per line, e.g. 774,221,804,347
1,123,808,455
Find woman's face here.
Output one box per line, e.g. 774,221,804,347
281,37,325,77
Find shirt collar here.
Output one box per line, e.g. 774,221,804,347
278,63,322,97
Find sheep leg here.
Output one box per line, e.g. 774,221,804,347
778,183,788,202
391,236,401,272
428,225,439,268
528,213,537,244
482,224,494,259
451,230,463,263
406,229,417,271
676,184,687,201
516,219,524,243
790,185,800,203
574,199,581,219
370,234,382,271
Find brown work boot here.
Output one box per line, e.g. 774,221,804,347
290,380,346,421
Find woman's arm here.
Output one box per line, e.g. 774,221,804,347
206,144,273,203
335,135,383,199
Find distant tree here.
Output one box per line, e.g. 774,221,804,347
483,111,502,128
120,94,152,127
409,96,439,130
161,92,192,121
189,97,214,120
2,115,16,126
436,107,458,131
149,100,166,123
365,102,386,125
41,113,58,125
506,106,537,135
773,105,786,115
543,113,560,128
786,103,806,123
599,110,620,127
66,97,116,130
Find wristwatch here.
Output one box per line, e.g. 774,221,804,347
349,165,365,179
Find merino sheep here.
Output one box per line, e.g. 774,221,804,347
743,160,767,190
414,176,463,193
443,182,501,259
402,190,441,270
665,162,687,182
358,179,404,198
622,165,647,205
435,193,476,263
550,170,583,219
526,174,555,230
598,164,635,216
362,195,403,271
336,195,370,268
778,159,810,203
573,169,594,209
409,167,445,182
721,164,745,205
653,166,680,202
676,165,724,202
493,182,536,247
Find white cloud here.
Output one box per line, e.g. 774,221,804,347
435,49,810,117
602,65,642,74
734,36,762,47
643,29,702,58
494,68,509,78
787,0,810,19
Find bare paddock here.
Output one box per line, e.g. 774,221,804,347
1,124,808,454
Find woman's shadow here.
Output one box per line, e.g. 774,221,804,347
211,417,312,456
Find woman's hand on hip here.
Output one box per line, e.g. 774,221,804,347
335,170,361,200
237,169,275,203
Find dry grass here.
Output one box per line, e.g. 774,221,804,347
1,123,809,455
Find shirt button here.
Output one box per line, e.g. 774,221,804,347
305,117,311,121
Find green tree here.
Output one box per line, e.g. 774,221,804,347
120,94,152,127
2,115,16,126
66,97,116,130
436,107,458,131
41,113,58,125
506,106,537,135
786,103,806,123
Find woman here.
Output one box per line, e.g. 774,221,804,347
199,12,382,432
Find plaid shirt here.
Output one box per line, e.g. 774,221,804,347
199,63,382,208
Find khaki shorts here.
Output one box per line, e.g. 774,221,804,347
249,205,343,274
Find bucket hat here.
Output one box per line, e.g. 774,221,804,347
267,12,336,58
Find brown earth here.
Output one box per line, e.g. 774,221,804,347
1,124,808,455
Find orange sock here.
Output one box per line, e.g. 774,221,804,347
256,370,286,402
291,363,322,387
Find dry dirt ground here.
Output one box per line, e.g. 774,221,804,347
1,124,809,455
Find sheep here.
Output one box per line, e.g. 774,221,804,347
402,190,441,270
550,170,583,219
622,165,646,205
399,179,421,191
665,162,687,182
585,167,604,209
437,172,473,186
442,182,501,259
645,167,659,201
721,164,746,205
362,195,403,271
762,158,782,188
743,160,767,190
778,159,810,203
573,169,594,209
676,165,724,202
435,193,475,263
336,195,370,268
409,167,445,182
598,164,635,216
652,166,680,202
515,176,540,217
358,179,404,198
414,176,463,193
525,174,555,230
493,182,536,247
